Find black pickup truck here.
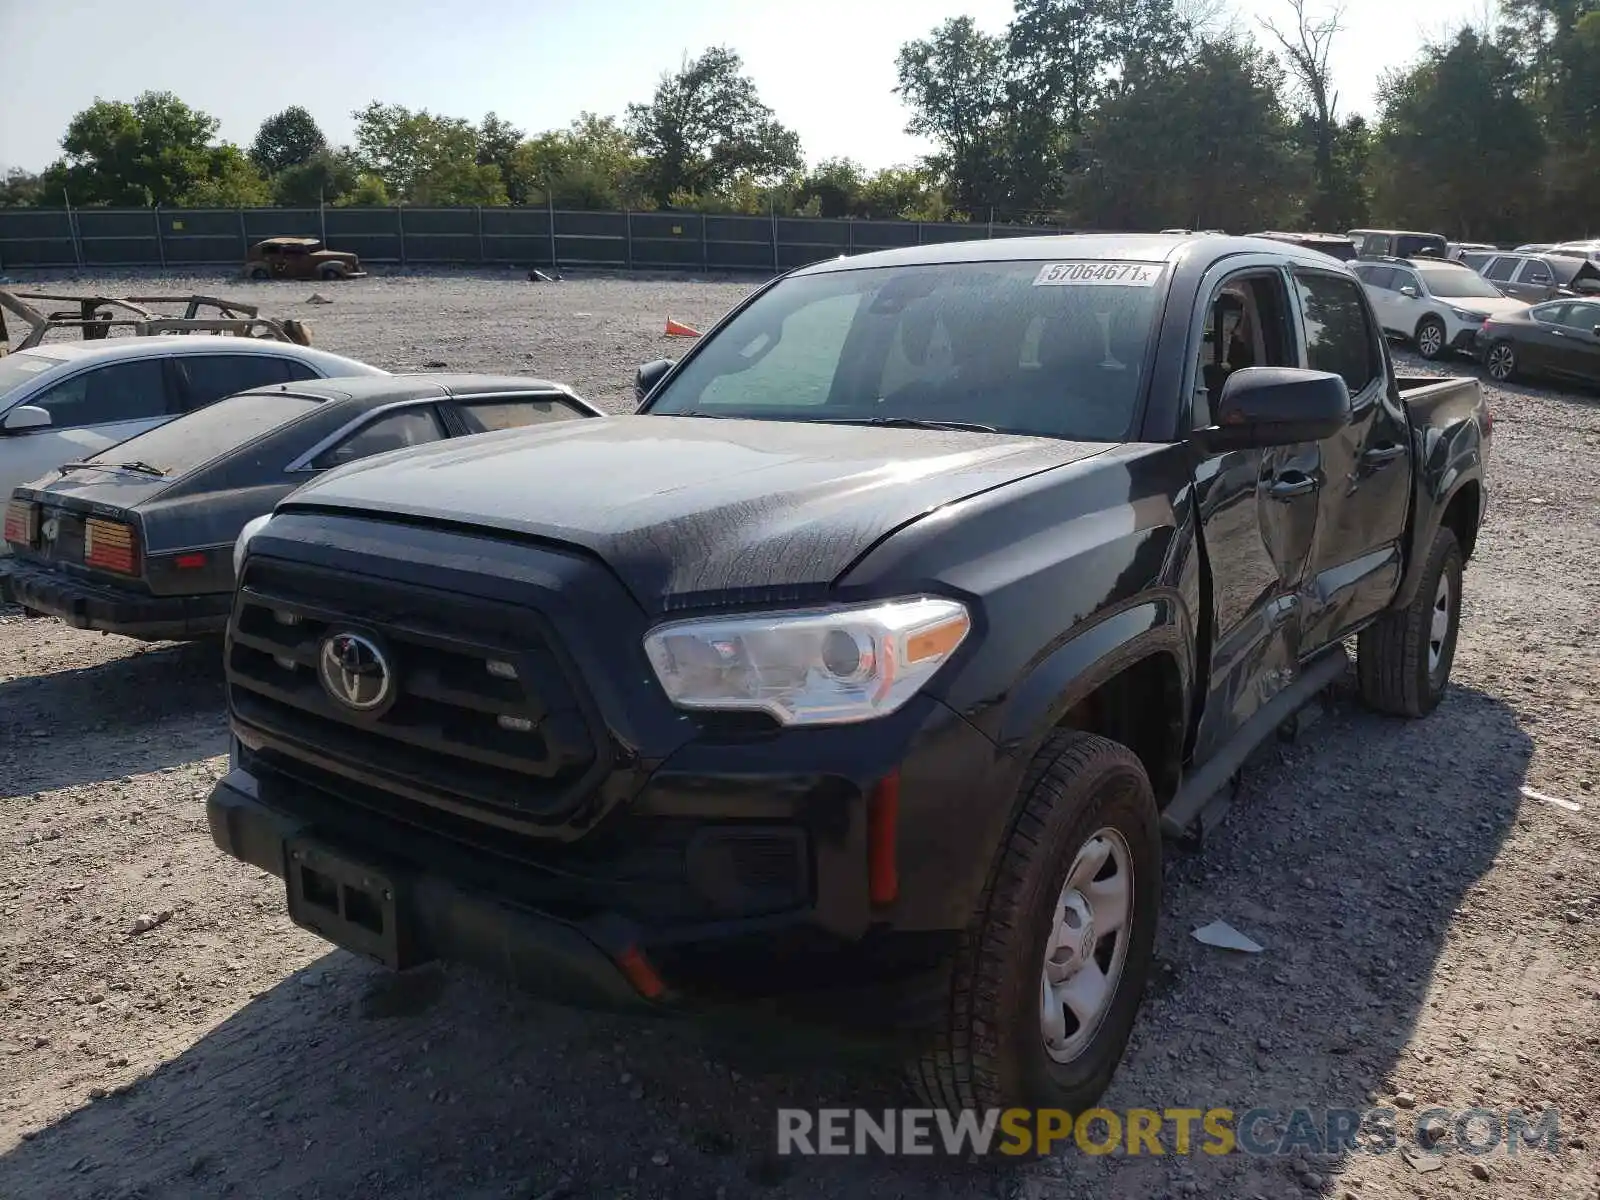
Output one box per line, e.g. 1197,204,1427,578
209,235,1490,1113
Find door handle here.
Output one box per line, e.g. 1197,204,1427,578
1266,472,1318,500
1362,443,1406,465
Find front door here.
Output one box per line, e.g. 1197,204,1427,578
1189,265,1327,764
1548,301,1600,380
1292,269,1412,647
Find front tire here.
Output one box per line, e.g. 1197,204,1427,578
1357,525,1463,717
1415,315,1448,360
913,730,1160,1113
1486,340,1518,383
247,265,270,281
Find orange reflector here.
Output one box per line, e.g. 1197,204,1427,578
616,944,666,999
85,517,138,575
906,612,970,664
174,552,207,570
868,772,901,907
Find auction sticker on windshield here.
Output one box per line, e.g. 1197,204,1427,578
1033,261,1164,287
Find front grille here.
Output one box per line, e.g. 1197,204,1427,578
228,557,603,829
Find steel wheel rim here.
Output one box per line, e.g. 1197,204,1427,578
1488,344,1513,380
1419,324,1443,356
1040,827,1134,1065
1429,571,1452,674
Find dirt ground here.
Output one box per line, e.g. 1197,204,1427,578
1,268,1598,1200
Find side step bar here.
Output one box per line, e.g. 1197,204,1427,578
1160,644,1349,844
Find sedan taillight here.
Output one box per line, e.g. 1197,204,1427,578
85,517,139,575
3,499,38,547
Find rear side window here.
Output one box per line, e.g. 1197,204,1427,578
1557,302,1600,331
177,354,296,411
311,405,446,469
86,392,324,477
1396,235,1448,258
1356,265,1395,289
1483,257,1519,282
26,358,172,427
1517,259,1554,285
456,395,594,432
1531,304,1569,325
1294,273,1379,395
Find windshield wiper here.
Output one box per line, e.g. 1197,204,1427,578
820,416,1000,433
57,459,166,478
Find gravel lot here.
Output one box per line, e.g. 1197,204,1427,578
2,268,1598,1200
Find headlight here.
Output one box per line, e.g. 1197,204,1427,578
1452,308,1486,322
643,596,972,726
233,513,272,577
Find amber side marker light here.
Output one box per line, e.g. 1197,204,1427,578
615,944,667,1000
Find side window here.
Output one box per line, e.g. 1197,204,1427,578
1483,256,1519,282
1557,303,1600,331
698,292,862,408
455,396,594,433
1392,269,1419,295
281,359,322,383
1519,259,1554,285
1362,266,1396,290
1193,273,1295,427
26,358,171,428
177,355,292,411
310,406,446,470
1369,235,1392,257
1294,272,1379,396
1531,304,1569,326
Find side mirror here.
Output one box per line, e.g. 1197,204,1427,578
1399,286,1419,298
634,358,675,405
1195,367,1352,453
2,405,51,433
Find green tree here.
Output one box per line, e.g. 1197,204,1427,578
1371,28,1545,240
350,102,508,204
179,145,273,206
509,112,648,209
46,91,231,206
249,106,327,175
0,168,45,207
798,158,867,218
895,17,1014,215
271,148,362,206
625,47,803,207
476,112,527,200
1083,36,1305,231
334,172,391,207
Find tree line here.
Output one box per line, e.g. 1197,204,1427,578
1,0,1595,242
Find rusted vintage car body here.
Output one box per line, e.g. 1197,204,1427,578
243,237,367,282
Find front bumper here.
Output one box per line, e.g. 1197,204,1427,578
0,558,229,640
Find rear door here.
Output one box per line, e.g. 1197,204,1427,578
1517,304,1570,374
1353,264,1398,333
1548,301,1600,381
1292,268,1412,645
1507,258,1555,303
0,357,178,499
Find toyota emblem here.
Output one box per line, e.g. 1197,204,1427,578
318,632,393,712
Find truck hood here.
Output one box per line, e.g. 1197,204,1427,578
280,414,1112,611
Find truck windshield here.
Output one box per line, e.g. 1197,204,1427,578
1416,266,1504,300
644,259,1167,441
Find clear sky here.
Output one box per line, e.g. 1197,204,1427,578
0,0,1471,175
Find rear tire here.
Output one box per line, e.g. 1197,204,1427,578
1486,340,1518,383
247,265,270,281
1415,315,1448,360
912,730,1160,1113
1357,525,1463,718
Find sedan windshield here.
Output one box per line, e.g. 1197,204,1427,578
644,259,1168,441
1417,266,1504,300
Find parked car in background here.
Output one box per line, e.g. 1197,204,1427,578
1248,231,1358,260
1349,228,1449,259
0,338,384,551
1475,298,1600,386
1515,240,1600,262
1447,241,1498,262
1476,251,1600,304
1,374,603,639
244,238,367,282
1352,257,1529,359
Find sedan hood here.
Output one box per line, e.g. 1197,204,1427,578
282,414,1112,611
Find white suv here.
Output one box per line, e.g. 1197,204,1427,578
1351,258,1530,360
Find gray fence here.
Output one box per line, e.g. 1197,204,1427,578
0,206,1075,273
